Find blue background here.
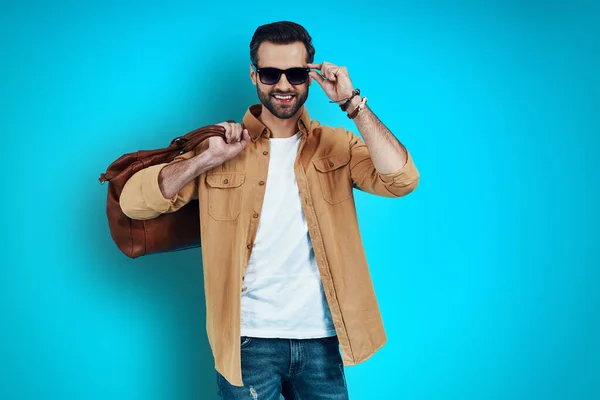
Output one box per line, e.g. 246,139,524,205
1,1,598,399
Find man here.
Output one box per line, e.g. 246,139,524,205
120,21,419,400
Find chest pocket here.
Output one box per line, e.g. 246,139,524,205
205,172,246,220
312,151,352,204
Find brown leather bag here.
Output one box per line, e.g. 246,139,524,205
98,125,226,258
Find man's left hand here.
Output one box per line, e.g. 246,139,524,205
308,62,355,103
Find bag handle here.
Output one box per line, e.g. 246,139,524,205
170,125,227,152
98,125,228,184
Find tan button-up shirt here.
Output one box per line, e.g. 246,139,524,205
119,104,420,386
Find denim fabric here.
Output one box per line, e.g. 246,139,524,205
216,336,349,400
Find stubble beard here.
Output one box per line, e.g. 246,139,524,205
257,85,309,120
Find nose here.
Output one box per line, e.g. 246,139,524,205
274,72,293,91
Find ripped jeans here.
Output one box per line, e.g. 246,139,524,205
216,336,350,400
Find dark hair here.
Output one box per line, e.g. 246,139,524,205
250,21,315,67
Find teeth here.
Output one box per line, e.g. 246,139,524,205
274,95,293,99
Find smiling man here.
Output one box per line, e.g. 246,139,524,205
119,21,420,400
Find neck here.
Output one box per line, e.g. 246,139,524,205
259,105,302,138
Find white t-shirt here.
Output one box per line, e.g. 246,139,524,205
240,131,337,339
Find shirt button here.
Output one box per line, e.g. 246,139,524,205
329,161,335,167
253,213,259,218
263,151,268,155
223,178,229,184
246,244,252,249
259,181,265,186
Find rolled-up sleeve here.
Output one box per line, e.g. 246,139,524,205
348,131,420,198
119,150,198,220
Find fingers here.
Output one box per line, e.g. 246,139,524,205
308,61,338,81
216,122,245,144
230,124,243,143
239,128,250,147
216,122,232,143
309,70,325,86
324,65,338,81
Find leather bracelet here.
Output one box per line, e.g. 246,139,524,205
340,89,360,111
347,97,368,119
340,99,352,112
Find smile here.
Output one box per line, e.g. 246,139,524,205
273,94,295,103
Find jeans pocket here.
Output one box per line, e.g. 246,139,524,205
240,336,253,349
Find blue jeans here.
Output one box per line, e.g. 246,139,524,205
216,335,350,400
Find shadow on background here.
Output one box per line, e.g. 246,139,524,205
87,48,258,400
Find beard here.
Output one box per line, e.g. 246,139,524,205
257,84,309,119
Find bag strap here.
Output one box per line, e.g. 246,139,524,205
98,125,227,184
170,125,227,153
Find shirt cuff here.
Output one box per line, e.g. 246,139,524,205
378,149,420,186
141,163,174,213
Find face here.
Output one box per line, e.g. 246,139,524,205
250,41,311,120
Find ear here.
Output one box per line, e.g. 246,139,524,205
249,64,257,86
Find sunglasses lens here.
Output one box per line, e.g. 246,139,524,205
286,68,309,85
257,67,309,85
259,68,281,85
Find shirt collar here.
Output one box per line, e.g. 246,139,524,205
242,104,312,142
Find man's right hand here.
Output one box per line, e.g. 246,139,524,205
157,122,250,199
208,122,251,165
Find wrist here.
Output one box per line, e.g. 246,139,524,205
338,89,360,111
198,149,226,172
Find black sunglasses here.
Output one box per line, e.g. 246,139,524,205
253,66,311,85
